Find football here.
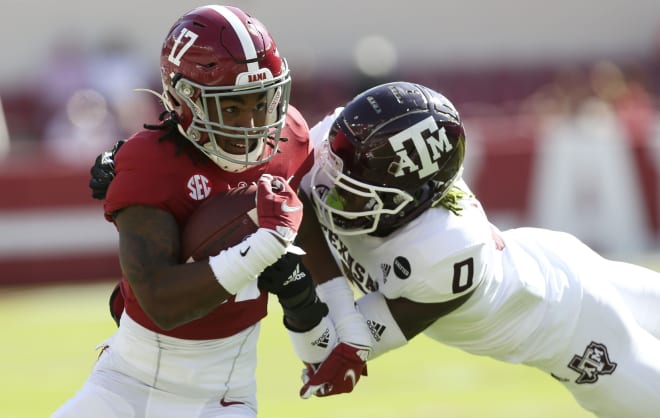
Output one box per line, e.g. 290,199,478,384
181,184,259,262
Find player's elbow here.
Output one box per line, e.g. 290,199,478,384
144,304,200,330
137,299,179,330
148,311,181,330
132,289,196,330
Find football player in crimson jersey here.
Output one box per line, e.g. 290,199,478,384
54,5,371,418
296,81,660,417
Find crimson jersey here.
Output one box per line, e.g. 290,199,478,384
104,105,312,340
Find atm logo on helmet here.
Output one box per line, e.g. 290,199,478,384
387,116,453,179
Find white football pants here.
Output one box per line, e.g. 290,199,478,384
52,313,260,418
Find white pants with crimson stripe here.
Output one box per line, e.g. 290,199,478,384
52,313,259,418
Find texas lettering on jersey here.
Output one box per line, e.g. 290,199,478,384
322,225,379,293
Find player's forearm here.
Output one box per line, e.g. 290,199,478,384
355,292,409,359
297,194,342,285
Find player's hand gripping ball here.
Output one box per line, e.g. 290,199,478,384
255,174,303,243
181,184,259,262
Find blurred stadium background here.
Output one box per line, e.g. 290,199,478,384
0,1,659,416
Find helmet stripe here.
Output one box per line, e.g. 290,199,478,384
206,5,259,72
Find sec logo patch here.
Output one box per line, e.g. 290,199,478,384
187,174,212,200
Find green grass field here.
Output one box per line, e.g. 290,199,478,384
0,280,598,418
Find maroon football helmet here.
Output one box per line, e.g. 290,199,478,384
310,81,466,236
159,5,291,172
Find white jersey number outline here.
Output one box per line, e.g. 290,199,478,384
168,28,199,66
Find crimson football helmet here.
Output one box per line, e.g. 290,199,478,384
159,5,291,172
310,81,466,236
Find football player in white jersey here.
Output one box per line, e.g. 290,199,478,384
298,81,660,418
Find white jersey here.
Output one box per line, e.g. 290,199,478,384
305,108,576,363
304,111,660,418
311,177,583,365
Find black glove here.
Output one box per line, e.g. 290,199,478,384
89,139,125,200
258,252,328,331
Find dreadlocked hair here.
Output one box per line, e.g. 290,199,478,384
144,111,208,166
432,185,473,216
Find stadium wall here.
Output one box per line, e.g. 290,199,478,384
0,115,658,285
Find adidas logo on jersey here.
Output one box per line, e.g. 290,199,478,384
312,328,331,348
367,319,386,342
282,263,307,286
380,263,391,283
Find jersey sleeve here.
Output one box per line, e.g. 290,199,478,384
308,107,343,148
103,134,176,221
377,197,495,304
284,106,313,190
388,243,490,303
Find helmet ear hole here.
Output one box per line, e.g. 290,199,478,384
171,72,183,87
166,91,181,107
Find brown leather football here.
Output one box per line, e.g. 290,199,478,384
181,184,259,262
